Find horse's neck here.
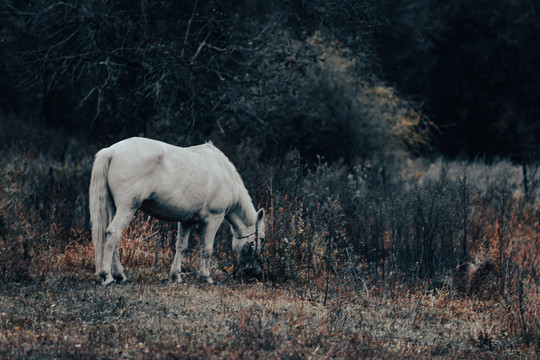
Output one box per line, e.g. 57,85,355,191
227,193,257,237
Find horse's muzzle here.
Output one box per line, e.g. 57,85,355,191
242,261,262,281
239,242,262,281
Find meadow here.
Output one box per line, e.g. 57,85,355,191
2,1,539,358
0,148,538,358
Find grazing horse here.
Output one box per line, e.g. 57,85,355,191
89,137,265,285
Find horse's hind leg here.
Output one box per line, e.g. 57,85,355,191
109,195,125,282
170,222,193,283
100,206,136,285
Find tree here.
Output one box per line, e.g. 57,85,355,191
377,0,540,159
4,0,259,143
217,30,430,162
2,0,430,163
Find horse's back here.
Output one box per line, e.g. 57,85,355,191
102,137,242,221
107,137,217,162
110,137,171,159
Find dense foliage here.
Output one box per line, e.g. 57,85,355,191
4,0,539,161
2,0,405,162
378,0,540,159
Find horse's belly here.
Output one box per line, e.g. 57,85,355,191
140,199,201,223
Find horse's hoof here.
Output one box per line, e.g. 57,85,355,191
113,272,127,283
102,276,115,286
171,272,183,283
201,276,214,284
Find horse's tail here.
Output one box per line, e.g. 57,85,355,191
89,148,114,275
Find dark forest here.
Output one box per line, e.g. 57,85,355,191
2,0,540,161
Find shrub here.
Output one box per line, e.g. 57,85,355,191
0,145,92,280
221,30,431,163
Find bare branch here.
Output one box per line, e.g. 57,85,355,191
191,31,211,61
181,0,199,58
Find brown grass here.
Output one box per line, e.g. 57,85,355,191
0,270,538,359
0,214,537,359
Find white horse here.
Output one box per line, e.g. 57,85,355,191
89,137,265,285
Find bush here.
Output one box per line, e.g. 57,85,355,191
219,30,430,163
0,145,92,280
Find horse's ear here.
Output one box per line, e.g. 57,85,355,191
257,208,265,222
256,209,265,241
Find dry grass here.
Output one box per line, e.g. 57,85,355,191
1,215,537,358
0,270,538,359
1,217,538,359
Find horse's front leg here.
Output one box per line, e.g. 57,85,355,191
170,222,192,283
111,243,127,282
199,216,224,284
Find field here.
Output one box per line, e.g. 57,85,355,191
1,150,539,359
3,1,540,357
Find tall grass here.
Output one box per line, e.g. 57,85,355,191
242,154,539,344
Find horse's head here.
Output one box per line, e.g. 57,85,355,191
233,209,265,281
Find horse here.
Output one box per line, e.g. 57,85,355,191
89,137,265,285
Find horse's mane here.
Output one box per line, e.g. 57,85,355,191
203,142,256,221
